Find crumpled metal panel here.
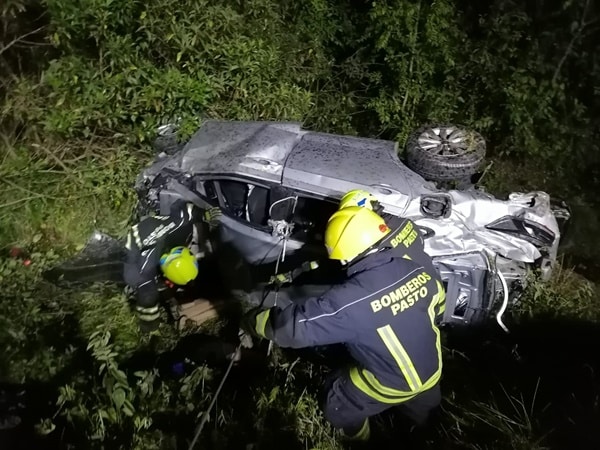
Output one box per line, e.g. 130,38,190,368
174,120,307,182
403,190,561,263
282,131,437,216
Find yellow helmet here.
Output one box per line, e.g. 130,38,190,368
325,206,391,262
159,246,199,285
339,189,381,212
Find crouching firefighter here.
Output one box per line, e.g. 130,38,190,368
124,201,221,332
242,206,446,441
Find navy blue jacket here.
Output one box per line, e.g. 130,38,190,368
382,215,431,270
256,249,445,403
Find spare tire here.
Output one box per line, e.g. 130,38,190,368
405,124,486,182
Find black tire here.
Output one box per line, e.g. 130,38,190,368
405,124,486,182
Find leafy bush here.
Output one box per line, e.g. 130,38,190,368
4,0,344,142
0,138,143,248
516,264,599,322
2,0,600,448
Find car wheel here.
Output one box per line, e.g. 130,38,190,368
405,124,486,182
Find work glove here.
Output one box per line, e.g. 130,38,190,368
297,260,320,275
203,207,222,231
238,327,254,349
268,271,293,287
240,307,269,340
268,261,320,287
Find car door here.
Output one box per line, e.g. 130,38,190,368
206,178,338,279
205,179,301,267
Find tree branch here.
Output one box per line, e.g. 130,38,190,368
0,25,46,56
552,0,591,84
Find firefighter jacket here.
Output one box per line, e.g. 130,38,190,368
124,201,197,328
380,215,432,272
252,249,446,403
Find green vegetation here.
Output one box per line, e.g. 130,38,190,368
1,0,599,448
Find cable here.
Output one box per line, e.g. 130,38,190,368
187,342,242,450
495,271,510,334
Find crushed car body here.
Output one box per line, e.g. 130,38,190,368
134,120,569,331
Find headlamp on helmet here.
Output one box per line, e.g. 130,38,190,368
339,189,383,214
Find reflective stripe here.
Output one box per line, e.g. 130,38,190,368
402,254,412,260
125,232,133,250
137,314,160,320
138,312,160,321
349,367,417,404
255,309,271,338
349,279,444,404
436,282,446,315
437,303,446,315
377,325,422,391
426,281,444,382
132,225,142,248
136,305,161,321
136,305,160,313
437,282,446,305
344,418,370,441
140,248,155,273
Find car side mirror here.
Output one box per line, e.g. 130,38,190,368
153,123,183,155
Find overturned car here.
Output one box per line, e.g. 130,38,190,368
132,120,570,332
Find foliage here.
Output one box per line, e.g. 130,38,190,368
516,264,599,322
3,0,341,142
2,0,600,448
441,378,550,450
0,137,144,248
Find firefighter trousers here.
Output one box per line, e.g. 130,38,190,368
322,370,441,437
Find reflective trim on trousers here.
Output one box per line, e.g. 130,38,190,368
343,418,370,442
136,305,160,321
349,366,440,404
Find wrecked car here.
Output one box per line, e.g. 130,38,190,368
132,120,570,332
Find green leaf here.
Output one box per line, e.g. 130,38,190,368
112,388,126,409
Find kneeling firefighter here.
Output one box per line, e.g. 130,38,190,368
124,200,221,332
242,206,446,441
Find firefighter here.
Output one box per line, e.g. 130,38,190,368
242,206,445,441
123,201,221,331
